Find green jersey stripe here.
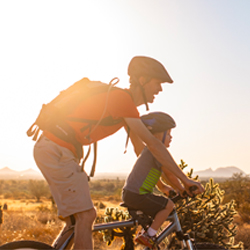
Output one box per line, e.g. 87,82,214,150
139,168,161,194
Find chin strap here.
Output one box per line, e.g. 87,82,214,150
162,131,167,143
138,84,149,111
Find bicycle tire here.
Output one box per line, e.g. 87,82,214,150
141,242,227,250
0,240,54,250
193,242,227,250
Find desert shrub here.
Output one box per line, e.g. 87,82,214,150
220,173,250,224
36,211,57,225
29,180,51,202
11,190,30,199
90,181,103,191
234,223,250,250
238,202,250,223
3,192,13,199
94,201,106,209
104,182,115,192
0,180,51,201
37,204,52,212
90,179,125,199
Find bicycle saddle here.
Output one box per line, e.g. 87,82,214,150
119,202,138,210
119,202,153,230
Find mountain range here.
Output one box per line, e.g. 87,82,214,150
193,166,246,178
0,166,247,180
93,166,246,180
0,167,44,180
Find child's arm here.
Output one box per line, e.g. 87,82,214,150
161,167,185,195
156,178,174,196
124,117,204,197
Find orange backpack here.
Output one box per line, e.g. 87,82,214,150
27,77,119,178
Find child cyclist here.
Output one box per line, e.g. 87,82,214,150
122,112,200,248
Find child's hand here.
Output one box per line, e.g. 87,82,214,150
162,185,175,196
168,189,177,198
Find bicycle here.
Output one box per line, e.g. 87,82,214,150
0,192,226,250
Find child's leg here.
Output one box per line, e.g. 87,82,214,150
149,199,175,233
134,195,175,248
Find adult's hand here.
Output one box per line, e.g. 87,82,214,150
183,179,205,197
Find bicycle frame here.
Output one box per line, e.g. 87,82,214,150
53,208,194,250
154,210,194,250
53,219,137,249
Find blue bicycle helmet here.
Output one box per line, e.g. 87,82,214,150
141,112,176,133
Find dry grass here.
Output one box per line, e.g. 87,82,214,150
233,215,250,250
0,199,62,246
0,198,128,249
1,198,249,249
235,224,250,250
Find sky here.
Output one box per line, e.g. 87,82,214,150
0,0,249,176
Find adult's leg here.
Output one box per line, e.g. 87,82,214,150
34,137,96,249
74,208,97,250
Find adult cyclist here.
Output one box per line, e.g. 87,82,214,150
32,56,204,250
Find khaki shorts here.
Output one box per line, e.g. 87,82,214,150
34,136,93,219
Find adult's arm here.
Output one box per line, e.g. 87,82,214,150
125,127,145,156
123,117,204,195
161,171,185,194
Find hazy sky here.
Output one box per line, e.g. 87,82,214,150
0,0,249,176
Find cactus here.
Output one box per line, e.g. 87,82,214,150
173,160,243,250
98,160,243,249
98,207,136,249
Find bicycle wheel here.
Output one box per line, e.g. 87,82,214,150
0,240,54,250
141,247,161,250
192,242,227,250
140,242,227,250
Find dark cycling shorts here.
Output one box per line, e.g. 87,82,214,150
122,189,169,218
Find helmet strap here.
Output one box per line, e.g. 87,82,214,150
162,131,167,143
138,84,149,111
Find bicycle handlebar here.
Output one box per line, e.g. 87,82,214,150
170,185,198,203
